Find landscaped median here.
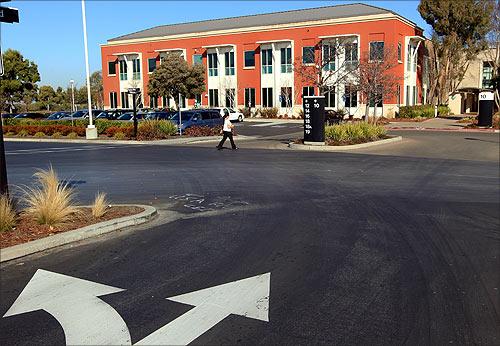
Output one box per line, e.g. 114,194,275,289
0,168,157,262
2,118,222,140
289,122,402,151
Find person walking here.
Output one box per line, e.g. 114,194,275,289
217,112,238,150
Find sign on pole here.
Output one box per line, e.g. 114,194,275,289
303,96,325,144
0,6,19,23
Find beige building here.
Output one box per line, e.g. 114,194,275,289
449,48,496,115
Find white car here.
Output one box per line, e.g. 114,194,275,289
215,107,244,122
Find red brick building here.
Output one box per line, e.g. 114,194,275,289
101,3,426,117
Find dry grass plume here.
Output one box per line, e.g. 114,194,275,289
0,194,16,232
92,192,109,218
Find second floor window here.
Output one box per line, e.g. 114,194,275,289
280,47,292,73
108,61,116,75
148,58,157,73
323,44,336,71
262,49,272,74
208,53,218,76
119,60,127,80
244,51,255,67
193,54,202,66
369,41,384,61
398,42,402,62
132,58,141,80
225,51,235,75
302,47,315,64
482,61,494,88
345,42,358,68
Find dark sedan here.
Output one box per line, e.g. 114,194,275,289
47,111,71,120
14,112,46,119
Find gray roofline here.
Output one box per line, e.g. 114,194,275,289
108,2,422,43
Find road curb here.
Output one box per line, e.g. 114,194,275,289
288,136,402,151
386,126,499,133
245,118,303,124
0,204,157,263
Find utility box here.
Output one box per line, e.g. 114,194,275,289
477,91,494,127
303,96,325,145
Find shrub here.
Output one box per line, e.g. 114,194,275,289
67,132,79,139
240,107,252,118
113,132,126,140
5,132,15,136
438,105,451,116
0,194,16,232
398,104,452,118
137,120,177,140
22,167,78,226
259,107,279,118
298,109,304,119
34,132,46,138
52,132,63,138
106,126,133,138
325,122,386,145
91,192,109,218
493,112,500,129
17,129,29,137
184,125,222,137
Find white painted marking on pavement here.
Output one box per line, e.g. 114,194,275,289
250,122,280,127
6,146,125,155
3,269,131,345
136,272,270,345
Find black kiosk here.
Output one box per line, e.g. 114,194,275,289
303,96,326,145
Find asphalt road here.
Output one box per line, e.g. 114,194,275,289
1,137,499,345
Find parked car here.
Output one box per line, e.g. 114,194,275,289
146,110,176,120
47,111,71,120
60,109,102,120
14,112,46,119
97,109,132,120
210,107,244,122
1,113,17,119
169,109,222,131
116,112,145,121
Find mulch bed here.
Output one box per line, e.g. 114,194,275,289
0,206,143,248
294,136,389,146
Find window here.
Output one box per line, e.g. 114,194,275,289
225,51,235,75
323,44,336,71
280,87,292,107
262,49,272,74
303,86,314,98
244,88,255,107
225,89,235,107
148,58,157,73
345,42,358,70
120,91,129,108
482,61,494,88
179,95,186,109
369,41,384,61
369,93,383,107
407,44,416,71
398,42,402,62
397,85,401,105
413,86,417,105
344,86,357,108
302,46,315,64
193,54,202,66
162,96,170,108
422,87,426,104
280,47,292,73
262,87,273,107
244,51,255,68
109,92,117,108
208,53,218,76
209,89,219,107
149,96,158,108
132,58,141,80
406,85,410,106
119,60,127,80
108,61,116,75
323,88,335,108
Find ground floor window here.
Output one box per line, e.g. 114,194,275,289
162,96,170,108
303,86,314,99
413,86,417,105
244,88,255,108
194,94,202,107
149,96,158,109
262,87,273,107
209,89,219,107
120,92,129,108
344,86,357,108
369,93,383,107
280,87,292,108
406,85,410,106
178,95,186,109
225,89,235,108
323,88,335,108
109,92,117,108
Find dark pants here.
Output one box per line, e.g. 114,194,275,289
217,131,236,149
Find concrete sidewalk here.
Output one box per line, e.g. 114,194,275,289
385,117,498,132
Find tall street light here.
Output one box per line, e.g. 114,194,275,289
70,79,75,112
81,0,97,139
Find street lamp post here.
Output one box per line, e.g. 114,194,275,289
81,0,97,139
70,79,75,112
128,88,140,138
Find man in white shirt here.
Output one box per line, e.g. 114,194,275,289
217,113,238,150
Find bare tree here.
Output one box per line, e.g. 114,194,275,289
355,45,401,119
294,37,359,98
221,77,239,109
485,0,500,108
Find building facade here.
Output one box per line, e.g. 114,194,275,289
101,3,426,117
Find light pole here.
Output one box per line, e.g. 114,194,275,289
81,0,97,139
70,79,75,112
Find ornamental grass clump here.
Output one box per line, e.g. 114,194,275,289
137,120,177,140
91,192,109,219
325,122,386,145
22,167,78,226
0,194,16,232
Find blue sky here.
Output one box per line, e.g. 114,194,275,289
2,1,428,88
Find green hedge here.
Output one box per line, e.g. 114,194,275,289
398,105,451,118
325,122,386,144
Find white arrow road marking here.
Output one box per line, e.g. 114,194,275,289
136,272,270,345
3,269,131,345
